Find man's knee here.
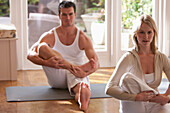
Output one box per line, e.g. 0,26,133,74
38,43,53,59
38,43,50,53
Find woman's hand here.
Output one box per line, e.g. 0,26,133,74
149,94,170,105
135,91,156,101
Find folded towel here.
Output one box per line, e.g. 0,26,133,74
0,24,16,38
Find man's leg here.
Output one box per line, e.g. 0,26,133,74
38,43,94,72
38,42,63,60
72,82,91,111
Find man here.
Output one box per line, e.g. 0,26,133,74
27,1,99,111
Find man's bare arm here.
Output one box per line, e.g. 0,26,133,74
27,32,64,68
27,41,58,67
69,31,100,77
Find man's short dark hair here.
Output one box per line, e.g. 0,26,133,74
58,1,76,14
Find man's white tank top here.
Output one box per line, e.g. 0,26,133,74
52,28,85,65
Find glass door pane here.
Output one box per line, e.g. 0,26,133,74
74,0,106,51
0,0,10,24
27,0,110,67
74,0,111,67
28,0,60,48
121,0,152,51
28,0,106,51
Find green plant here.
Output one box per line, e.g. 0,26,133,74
28,0,39,5
85,0,105,13
93,0,104,8
0,0,9,17
85,0,105,23
95,8,105,23
122,0,152,29
76,0,82,2
85,7,101,13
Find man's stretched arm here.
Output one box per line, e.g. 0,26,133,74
81,33,100,74
68,31,100,77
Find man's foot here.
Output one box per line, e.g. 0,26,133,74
78,82,91,111
80,59,95,72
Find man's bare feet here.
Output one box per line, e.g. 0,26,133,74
78,82,91,111
79,59,95,72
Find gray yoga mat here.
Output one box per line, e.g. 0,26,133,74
6,79,169,102
6,83,111,102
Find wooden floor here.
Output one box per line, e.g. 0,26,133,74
0,68,120,113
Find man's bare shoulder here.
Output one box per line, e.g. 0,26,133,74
79,30,93,50
41,26,60,40
79,30,91,42
39,28,56,47
41,29,54,40
55,26,61,32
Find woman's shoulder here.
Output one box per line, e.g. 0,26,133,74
120,49,136,62
124,47,137,58
117,48,138,65
155,50,166,57
155,51,169,60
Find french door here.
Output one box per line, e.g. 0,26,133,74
11,0,122,70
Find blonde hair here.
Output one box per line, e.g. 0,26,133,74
132,15,158,54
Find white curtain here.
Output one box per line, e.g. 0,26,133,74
153,0,170,57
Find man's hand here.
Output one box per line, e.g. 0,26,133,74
68,59,96,78
149,94,170,105
68,66,87,78
135,91,156,102
44,56,66,69
68,63,95,78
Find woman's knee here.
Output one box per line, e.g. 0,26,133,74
121,72,136,84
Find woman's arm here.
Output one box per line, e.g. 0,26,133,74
105,52,137,101
148,53,170,105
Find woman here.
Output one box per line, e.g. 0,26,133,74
105,15,170,113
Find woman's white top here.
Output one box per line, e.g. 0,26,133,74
145,73,154,84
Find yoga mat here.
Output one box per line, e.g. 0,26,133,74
6,84,111,102
6,79,169,102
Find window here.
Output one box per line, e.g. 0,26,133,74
28,0,106,51
25,0,110,69
28,0,60,48
121,0,152,50
74,0,106,51
0,0,10,24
